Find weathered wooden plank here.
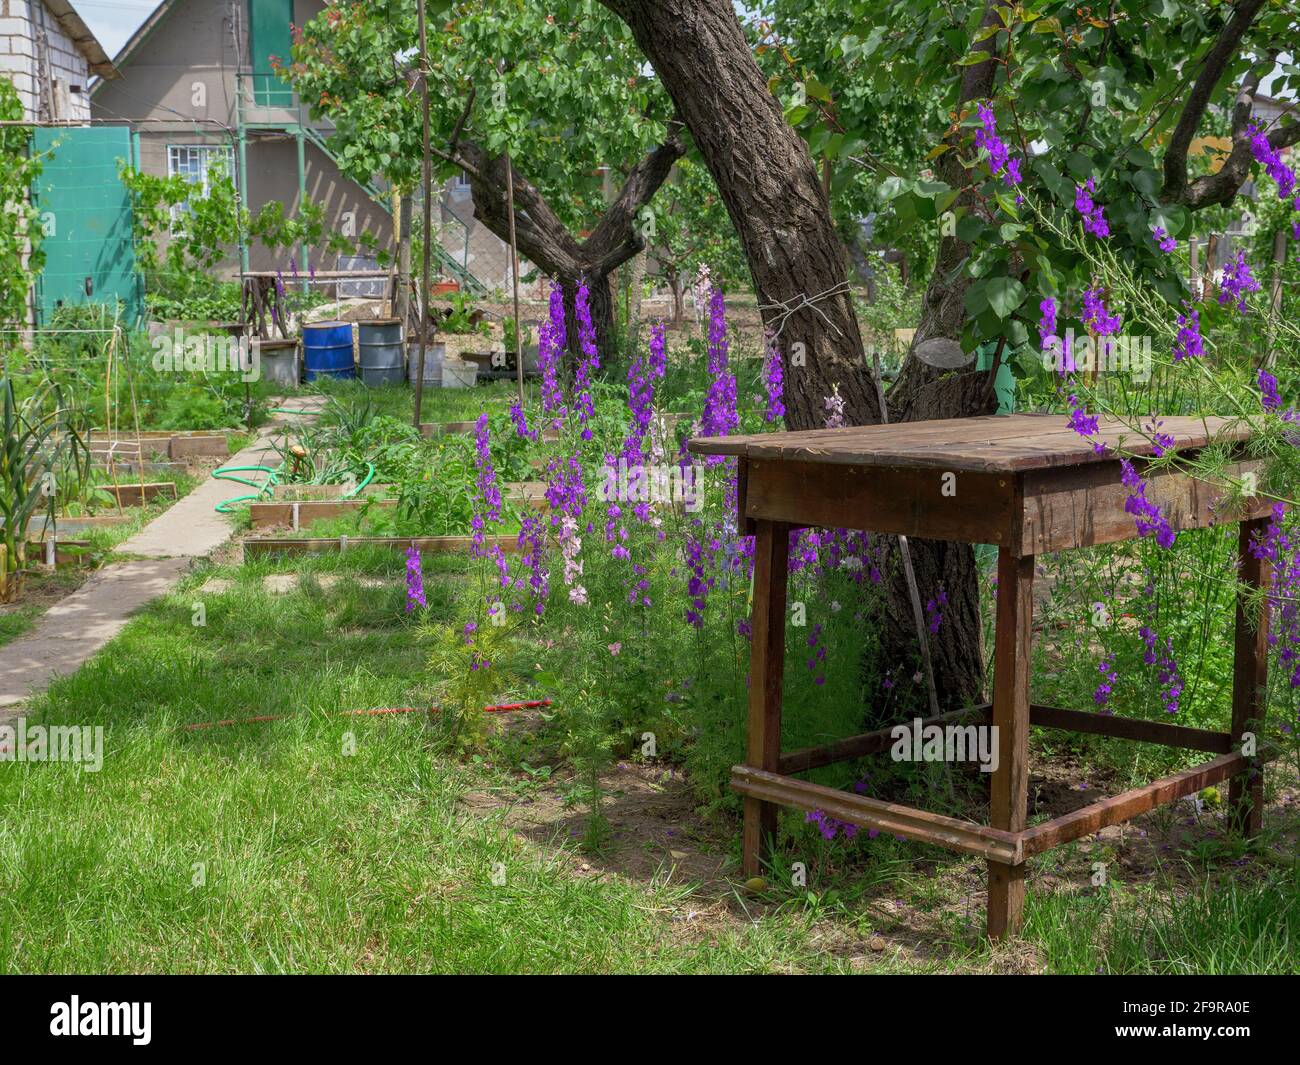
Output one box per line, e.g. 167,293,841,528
1029,704,1232,753
743,520,789,878
744,460,1016,545
1230,518,1270,836
169,435,229,459
989,547,1033,941
103,481,177,505
1020,458,1271,553
731,765,1022,864
778,704,990,774
1020,752,1247,857
242,534,520,558
690,414,1251,473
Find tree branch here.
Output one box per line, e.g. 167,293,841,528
1160,0,1266,203
583,121,686,263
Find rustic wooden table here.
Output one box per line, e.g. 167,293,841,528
689,412,1273,939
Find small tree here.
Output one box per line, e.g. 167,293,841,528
288,0,686,361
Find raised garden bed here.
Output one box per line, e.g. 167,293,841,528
243,534,520,559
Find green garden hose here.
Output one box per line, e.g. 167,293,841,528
346,462,376,498
213,464,280,513
212,460,374,512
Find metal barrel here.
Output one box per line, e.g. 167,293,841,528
302,322,355,381
358,319,406,387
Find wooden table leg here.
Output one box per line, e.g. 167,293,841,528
743,519,790,878
988,549,1033,940
1230,517,1271,837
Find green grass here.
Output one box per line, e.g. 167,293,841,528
0,606,41,648
300,377,535,425
1024,866,1300,974
0,551,851,974
2,547,1295,974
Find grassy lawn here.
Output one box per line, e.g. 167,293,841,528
300,378,536,425
2,546,1295,974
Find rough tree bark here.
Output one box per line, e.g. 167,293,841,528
600,0,1292,710
456,132,685,361
600,0,880,429
602,0,986,708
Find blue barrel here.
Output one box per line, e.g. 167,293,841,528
358,319,406,386
302,322,355,380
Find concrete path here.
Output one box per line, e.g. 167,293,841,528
0,559,190,709
0,397,326,717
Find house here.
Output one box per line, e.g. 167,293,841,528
0,1,121,326
90,0,509,298
0,0,114,121
90,0,397,280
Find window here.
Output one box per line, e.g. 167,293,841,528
167,145,235,229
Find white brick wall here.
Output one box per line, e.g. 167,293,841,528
0,0,91,120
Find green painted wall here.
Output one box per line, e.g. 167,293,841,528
248,0,295,106
30,127,141,327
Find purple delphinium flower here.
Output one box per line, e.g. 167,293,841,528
1219,251,1260,313
807,809,859,841
1173,307,1204,362
975,102,1024,192
1093,654,1116,711
1151,225,1177,253
1146,418,1175,457
471,413,510,592
763,333,785,424
1038,297,1057,351
1120,459,1175,549
1081,287,1121,337
1139,608,1184,716
510,400,537,442
1248,123,1297,202
1252,504,1300,696
806,622,827,685
404,544,426,612
925,587,948,635
516,514,550,614
1074,178,1110,238
539,283,567,426
1067,394,1100,441
573,279,602,440
698,286,738,444
1258,367,1283,412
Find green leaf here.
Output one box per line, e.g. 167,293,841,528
985,276,1026,319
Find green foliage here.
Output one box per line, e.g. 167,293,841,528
289,0,674,226
0,78,44,327
805,0,1298,354
0,376,90,577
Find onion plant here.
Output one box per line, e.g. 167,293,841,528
0,376,90,595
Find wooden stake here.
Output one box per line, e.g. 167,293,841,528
412,0,432,431
504,151,525,406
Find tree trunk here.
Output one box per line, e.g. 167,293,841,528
556,271,617,369
600,0,879,429
601,0,992,709
458,133,683,366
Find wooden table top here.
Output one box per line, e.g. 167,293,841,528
687,413,1250,474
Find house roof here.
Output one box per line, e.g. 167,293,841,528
92,0,178,88
43,0,118,79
